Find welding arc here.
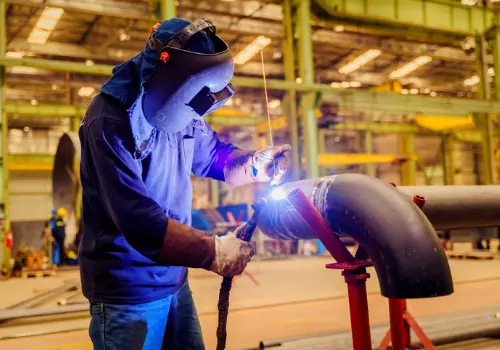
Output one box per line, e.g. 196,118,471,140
261,50,274,147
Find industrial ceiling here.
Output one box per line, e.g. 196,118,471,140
2,0,492,128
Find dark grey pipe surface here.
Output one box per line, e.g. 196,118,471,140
398,186,500,230
257,174,454,299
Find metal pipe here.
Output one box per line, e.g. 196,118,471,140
258,174,453,299
6,281,80,309
397,185,500,229
0,304,88,322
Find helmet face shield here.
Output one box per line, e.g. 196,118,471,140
142,20,235,133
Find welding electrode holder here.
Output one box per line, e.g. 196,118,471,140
216,199,267,350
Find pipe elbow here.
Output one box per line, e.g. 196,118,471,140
258,174,454,299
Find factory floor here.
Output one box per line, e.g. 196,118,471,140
0,257,499,350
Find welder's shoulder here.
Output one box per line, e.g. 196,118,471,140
82,93,132,139
83,93,129,125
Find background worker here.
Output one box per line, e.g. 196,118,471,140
78,18,290,350
49,208,66,266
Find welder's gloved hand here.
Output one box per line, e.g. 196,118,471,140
209,231,255,277
252,144,292,183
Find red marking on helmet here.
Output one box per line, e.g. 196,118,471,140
151,23,160,34
160,52,170,63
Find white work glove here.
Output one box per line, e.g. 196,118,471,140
251,144,291,182
209,230,255,277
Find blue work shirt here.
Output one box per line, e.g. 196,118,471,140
79,93,237,304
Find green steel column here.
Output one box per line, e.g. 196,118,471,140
441,135,455,185
401,133,416,185
317,129,327,176
475,34,495,184
296,0,318,178
364,131,375,177
210,180,219,208
160,0,176,20
283,0,300,180
0,0,9,268
66,73,80,132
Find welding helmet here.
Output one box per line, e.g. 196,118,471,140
142,18,235,133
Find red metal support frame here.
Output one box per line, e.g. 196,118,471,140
287,189,373,350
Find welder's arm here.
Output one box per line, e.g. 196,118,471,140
86,119,252,275
191,121,291,187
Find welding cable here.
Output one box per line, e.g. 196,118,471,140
216,276,233,350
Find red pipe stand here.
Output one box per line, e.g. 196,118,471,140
288,189,374,350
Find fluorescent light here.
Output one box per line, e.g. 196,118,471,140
234,36,271,65
28,7,64,44
340,81,350,88
334,25,344,32
30,99,38,105
410,88,419,94
6,51,25,58
330,82,341,88
488,67,495,76
9,66,40,74
464,75,480,86
389,56,432,79
268,99,281,109
78,86,95,97
338,49,382,75
85,59,95,66
461,0,477,5
349,81,361,88
430,91,437,97
401,89,409,95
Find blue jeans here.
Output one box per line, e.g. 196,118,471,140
89,283,205,350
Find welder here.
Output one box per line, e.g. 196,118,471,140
78,18,290,350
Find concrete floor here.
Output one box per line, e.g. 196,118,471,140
0,257,499,349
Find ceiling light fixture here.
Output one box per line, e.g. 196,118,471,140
401,89,409,95
389,55,432,79
349,81,361,88
78,86,95,97
330,82,341,88
85,59,95,66
338,49,382,75
295,77,303,84
334,25,344,32
28,7,64,44
233,36,271,65
463,75,480,86
340,81,350,88
268,99,281,109
488,67,495,76
410,88,419,94
5,51,25,59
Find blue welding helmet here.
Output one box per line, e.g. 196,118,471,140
143,18,235,133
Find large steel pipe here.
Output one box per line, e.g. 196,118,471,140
397,186,500,230
257,174,454,299
52,132,81,246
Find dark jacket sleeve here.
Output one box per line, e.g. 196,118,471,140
86,117,169,258
191,122,238,181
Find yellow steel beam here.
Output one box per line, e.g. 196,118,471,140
415,114,475,131
8,154,54,171
317,153,418,167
